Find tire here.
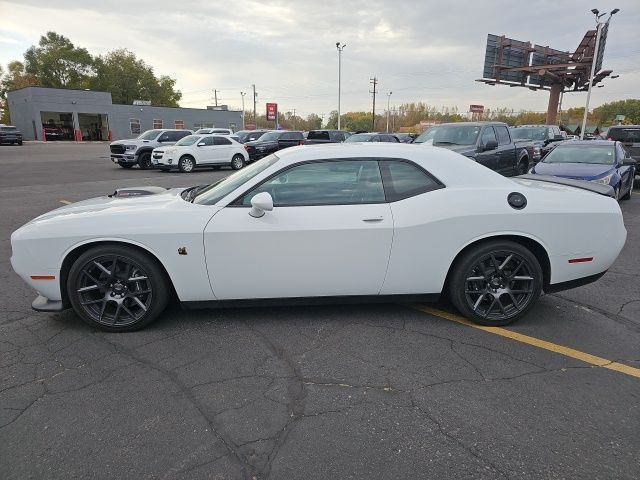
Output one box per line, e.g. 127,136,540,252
621,175,634,201
178,155,196,173
517,158,529,176
231,154,245,170
614,184,620,201
137,152,152,170
120,163,134,169
18,141,23,146
67,245,170,332
448,240,543,326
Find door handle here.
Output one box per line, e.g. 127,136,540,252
362,217,384,222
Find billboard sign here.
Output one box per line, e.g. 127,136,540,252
482,34,529,84
266,103,277,121
469,104,484,113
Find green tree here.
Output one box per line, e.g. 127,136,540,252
592,99,640,125
0,61,41,123
90,49,181,106
24,32,93,89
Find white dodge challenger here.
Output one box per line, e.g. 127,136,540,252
11,143,626,332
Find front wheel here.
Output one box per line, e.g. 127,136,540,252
621,175,634,201
67,245,169,332
448,240,543,326
178,155,196,173
137,152,152,170
231,154,245,170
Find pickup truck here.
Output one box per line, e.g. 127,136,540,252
109,129,193,169
244,130,305,161
510,124,565,162
304,130,348,144
413,122,534,176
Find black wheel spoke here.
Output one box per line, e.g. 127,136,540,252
98,299,108,322
473,293,486,311
81,298,103,306
78,284,99,293
93,261,111,277
112,303,122,325
508,292,521,311
498,254,513,272
132,296,148,312
82,269,102,285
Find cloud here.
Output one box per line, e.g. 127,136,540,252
1,0,638,116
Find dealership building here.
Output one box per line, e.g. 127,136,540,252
6,87,243,141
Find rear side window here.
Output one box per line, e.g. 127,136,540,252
380,160,443,202
495,126,511,145
609,128,640,142
213,137,232,145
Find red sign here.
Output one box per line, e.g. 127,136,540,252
469,104,484,113
266,103,277,121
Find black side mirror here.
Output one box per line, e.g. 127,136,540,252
623,157,637,166
483,140,498,151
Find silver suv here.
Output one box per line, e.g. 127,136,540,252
109,129,193,169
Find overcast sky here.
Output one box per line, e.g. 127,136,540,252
1,0,638,118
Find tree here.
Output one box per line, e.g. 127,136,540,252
24,32,93,89
0,61,41,123
592,99,640,125
90,49,181,106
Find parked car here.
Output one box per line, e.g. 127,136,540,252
413,122,534,177
304,130,348,144
510,125,565,162
109,129,193,169
344,133,400,143
235,130,270,144
43,125,65,141
245,130,305,161
607,125,640,169
10,143,626,332
194,128,234,135
530,140,636,200
394,133,417,144
0,125,23,145
152,134,248,172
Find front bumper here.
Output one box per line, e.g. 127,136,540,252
32,294,65,312
111,153,138,164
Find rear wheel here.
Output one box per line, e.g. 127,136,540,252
517,158,529,175
178,155,195,173
448,240,542,326
137,152,152,170
67,245,169,332
231,154,245,170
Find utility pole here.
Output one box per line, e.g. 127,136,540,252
252,84,257,130
213,89,219,106
336,42,346,130
580,8,619,139
386,91,393,133
292,109,296,129
240,92,246,129
369,76,378,132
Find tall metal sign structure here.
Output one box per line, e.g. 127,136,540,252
477,26,613,125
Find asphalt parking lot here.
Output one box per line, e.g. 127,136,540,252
1,142,639,479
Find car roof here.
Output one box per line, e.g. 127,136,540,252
555,140,615,147
511,125,554,128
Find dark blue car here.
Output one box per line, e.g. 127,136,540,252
530,140,636,201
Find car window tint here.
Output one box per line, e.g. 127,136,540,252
609,128,640,142
380,160,443,202
199,136,214,146
213,137,232,145
308,131,330,141
495,126,511,145
242,160,385,206
481,127,497,144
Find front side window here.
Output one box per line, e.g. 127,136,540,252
240,160,385,207
495,126,511,145
176,135,201,146
380,160,443,202
481,127,497,145
139,129,160,140
198,136,214,146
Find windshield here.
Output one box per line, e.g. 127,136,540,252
414,125,481,145
193,154,281,205
511,127,547,141
0,126,18,131
345,134,373,142
542,145,615,165
175,135,201,146
254,131,280,142
138,130,161,140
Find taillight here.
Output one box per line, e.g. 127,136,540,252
243,145,248,151
299,140,305,145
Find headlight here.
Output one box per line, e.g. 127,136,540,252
125,145,136,151
592,173,614,185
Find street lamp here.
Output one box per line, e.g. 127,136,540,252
580,7,619,140
240,92,246,129
386,92,393,133
336,42,346,130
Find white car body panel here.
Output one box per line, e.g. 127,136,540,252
11,144,626,310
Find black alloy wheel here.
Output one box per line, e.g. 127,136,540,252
67,245,169,332
449,240,542,326
138,152,152,170
231,154,245,170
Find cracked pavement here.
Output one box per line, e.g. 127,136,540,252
1,144,639,479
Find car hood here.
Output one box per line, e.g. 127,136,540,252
111,139,153,146
532,162,614,179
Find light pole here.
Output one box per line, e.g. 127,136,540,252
580,7,619,140
386,91,393,133
336,42,346,130
240,92,246,129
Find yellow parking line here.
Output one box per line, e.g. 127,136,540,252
59,200,72,205
410,304,640,379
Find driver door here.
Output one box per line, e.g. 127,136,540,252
203,159,394,299
476,126,499,171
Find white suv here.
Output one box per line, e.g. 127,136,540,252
152,134,249,172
